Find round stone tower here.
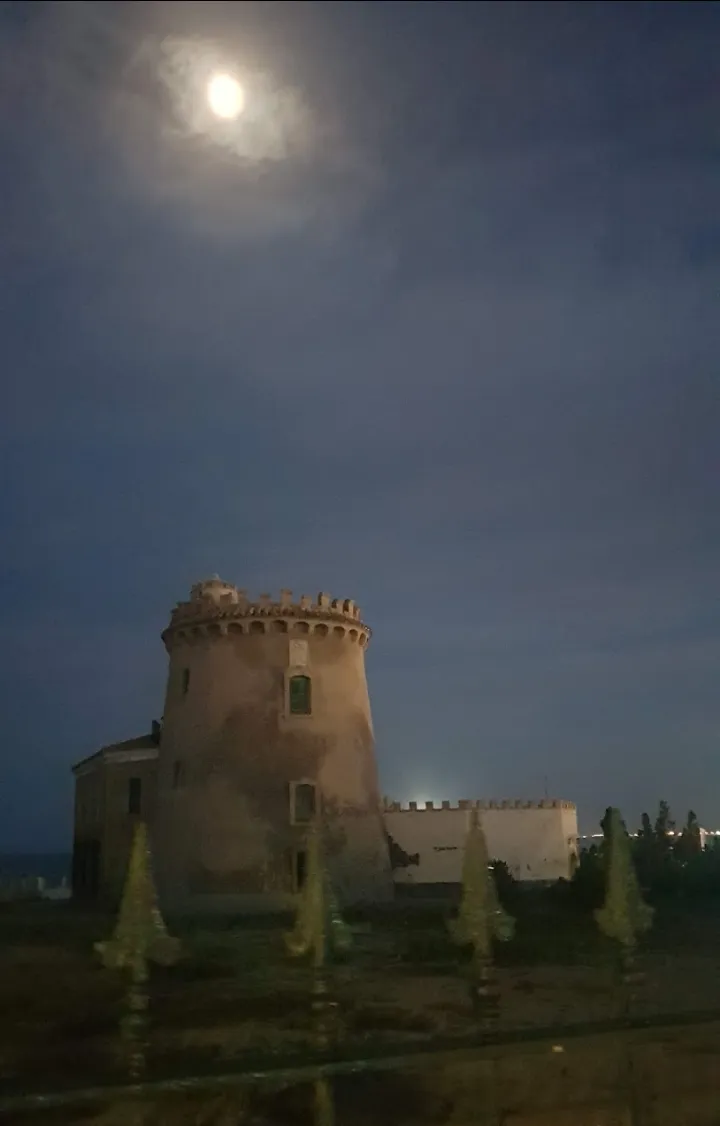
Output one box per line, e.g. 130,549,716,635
154,579,393,911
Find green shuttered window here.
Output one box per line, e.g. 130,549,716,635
289,674,311,715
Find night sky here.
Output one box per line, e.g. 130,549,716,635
1,1,718,852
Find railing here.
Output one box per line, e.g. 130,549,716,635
4,816,720,1122
3,1008,720,1121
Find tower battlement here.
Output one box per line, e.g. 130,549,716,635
162,578,370,650
154,576,391,907
383,798,577,812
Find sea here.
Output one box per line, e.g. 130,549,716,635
0,853,72,886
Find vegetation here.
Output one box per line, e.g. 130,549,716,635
448,810,514,958
285,816,352,963
4,799,720,1122
570,801,720,909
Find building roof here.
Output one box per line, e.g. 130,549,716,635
72,733,159,774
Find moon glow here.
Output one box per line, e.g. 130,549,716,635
207,73,245,120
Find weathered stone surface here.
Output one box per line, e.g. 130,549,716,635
146,584,392,910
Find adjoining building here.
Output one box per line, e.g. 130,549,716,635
71,577,578,910
73,732,160,901
384,799,579,887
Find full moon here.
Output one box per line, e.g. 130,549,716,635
207,73,245,120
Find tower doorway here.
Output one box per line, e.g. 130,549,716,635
294,849,307,892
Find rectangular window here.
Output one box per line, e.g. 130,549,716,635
181,668,190,696
288,674,311,715
128,776,142,815
173,760,185,789
290,780,317,825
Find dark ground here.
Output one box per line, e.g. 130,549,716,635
3,893,720,1123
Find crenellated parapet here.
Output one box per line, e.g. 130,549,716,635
161,577,371,651
383,798,577,812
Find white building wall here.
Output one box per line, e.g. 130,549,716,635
384,800,579,885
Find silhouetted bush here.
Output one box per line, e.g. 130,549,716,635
565,846,606,910
490,858,518,906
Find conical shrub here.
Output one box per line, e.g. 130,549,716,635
449,807,514,959
96,821,181,970
285,816,351,963
595,807,653,947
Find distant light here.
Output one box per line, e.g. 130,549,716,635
207,73,245,119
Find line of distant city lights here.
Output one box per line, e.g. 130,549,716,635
579,829,720,840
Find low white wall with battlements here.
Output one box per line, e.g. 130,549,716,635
383,799,579,884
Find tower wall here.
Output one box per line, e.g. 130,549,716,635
154,580,393,910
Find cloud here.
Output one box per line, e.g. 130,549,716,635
0,2,381,255
1,0,719,844
155,37,316,164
